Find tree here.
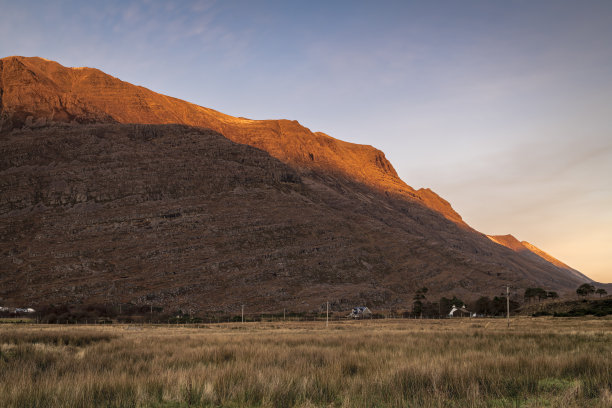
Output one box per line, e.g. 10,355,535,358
576,283,596,298
546,291,559,300
421,301,438,318
524,288,535,303
535,288,547,302
491,296,519,316
412,300,423,316
412,287,428,317
595,288,607,298
524,287,547,303
472,296,492,315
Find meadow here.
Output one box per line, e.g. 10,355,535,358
0,318,610,407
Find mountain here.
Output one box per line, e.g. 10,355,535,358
487,235,592,284
0,56,464,226
0,56,594,313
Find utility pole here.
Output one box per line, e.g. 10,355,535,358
326,301,329,328
241,305,244,323
506,285,510,328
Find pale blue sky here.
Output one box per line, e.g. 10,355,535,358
1,1,611,282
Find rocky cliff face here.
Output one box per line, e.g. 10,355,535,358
0,56,593,312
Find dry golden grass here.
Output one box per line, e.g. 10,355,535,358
0,317,610,407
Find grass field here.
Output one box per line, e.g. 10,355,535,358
0,318,610,407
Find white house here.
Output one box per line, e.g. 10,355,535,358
12,307,36,314
448,305,471,317
348,306,372,319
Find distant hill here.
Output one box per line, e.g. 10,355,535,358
0,56,597,313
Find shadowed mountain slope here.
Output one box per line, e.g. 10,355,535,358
0,56,596,312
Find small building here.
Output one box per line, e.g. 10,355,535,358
348,306,372,319
13,307,36,314
448,305,471,318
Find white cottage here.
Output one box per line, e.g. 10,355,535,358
348,306,372,319
448,305,471,317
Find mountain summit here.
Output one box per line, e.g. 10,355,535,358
0,56,594,312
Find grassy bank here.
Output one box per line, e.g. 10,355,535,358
0,318,610,407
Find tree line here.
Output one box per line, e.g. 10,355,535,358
409,287,519,317
576,283,607,298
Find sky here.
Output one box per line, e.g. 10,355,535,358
1,0,611,282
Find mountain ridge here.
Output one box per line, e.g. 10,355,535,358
0,56,465,226
0,56,598,312
487,234,592,284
